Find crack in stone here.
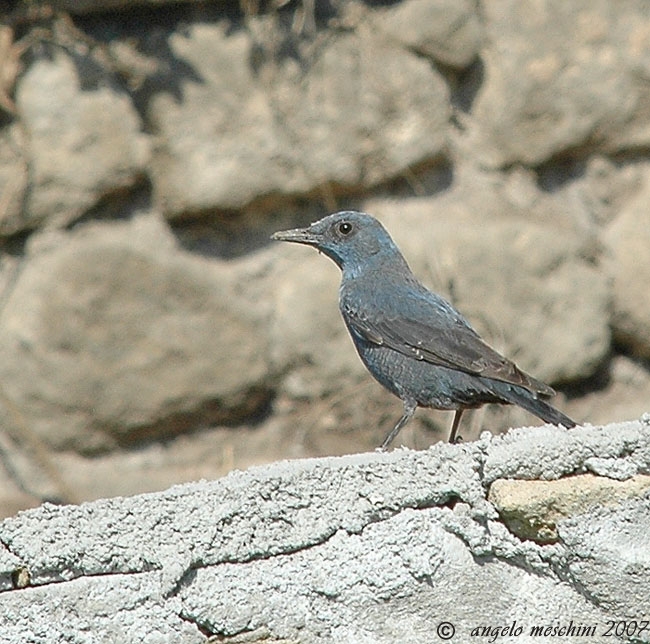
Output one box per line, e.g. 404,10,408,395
177,606,212,641
0,533,29,591
0,561,160,595
541,548,610,614
164,489,470,602
3,425,642,625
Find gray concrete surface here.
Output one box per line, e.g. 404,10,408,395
1,418,649,643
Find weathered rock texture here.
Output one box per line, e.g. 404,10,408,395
0,0,649,516
15,51,150,231
471,0,650,167
605,181,650,359
0,216,272,454
0,420,649,643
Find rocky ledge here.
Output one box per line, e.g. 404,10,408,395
1,418,649,643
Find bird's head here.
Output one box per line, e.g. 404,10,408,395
271,211,404,276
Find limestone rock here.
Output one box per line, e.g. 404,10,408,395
374,0,482,68
489,474,650,543
471,0,650,167
149,21,450,216
268,251,366,400
566,355,650,428
0,214,271,454
605,178,650,358
15,51,150,229
0,124,28,235
287,28,450,190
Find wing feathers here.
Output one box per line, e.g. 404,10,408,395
343,300,554,397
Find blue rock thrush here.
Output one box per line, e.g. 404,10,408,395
272,211,576,449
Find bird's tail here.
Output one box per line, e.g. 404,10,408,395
495,383,576,428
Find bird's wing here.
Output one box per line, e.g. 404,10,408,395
342,287,554,397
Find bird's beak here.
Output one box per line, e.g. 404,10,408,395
271,226,321,246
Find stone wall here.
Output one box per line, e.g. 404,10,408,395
0,0,650,514
1,421,649,643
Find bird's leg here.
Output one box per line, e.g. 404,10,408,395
379,399,417,451
448,409,464,444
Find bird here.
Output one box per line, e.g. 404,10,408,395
271,211,576,449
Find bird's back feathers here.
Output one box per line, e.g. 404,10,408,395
340,268,554,398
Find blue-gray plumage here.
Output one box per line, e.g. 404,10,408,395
272,211,576,448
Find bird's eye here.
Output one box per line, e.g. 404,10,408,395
338,222,353,235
